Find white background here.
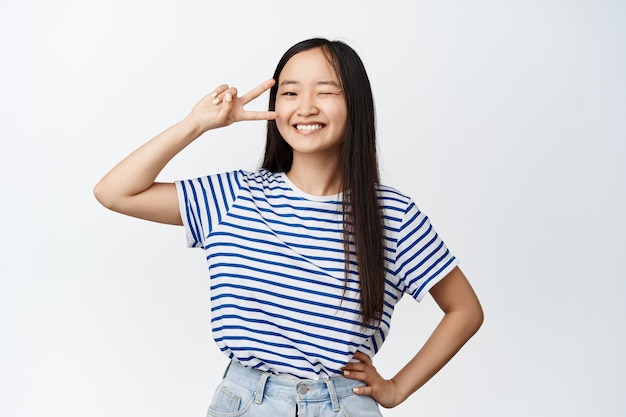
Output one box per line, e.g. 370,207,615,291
2,1,625,416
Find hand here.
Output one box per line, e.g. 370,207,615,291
186,78,277,133
342,351,404,408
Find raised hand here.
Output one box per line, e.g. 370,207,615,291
186,78,278,134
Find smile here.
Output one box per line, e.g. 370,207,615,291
295,124,324,132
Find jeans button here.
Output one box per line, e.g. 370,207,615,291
298,385,309,394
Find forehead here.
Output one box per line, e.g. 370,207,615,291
278,48,340,84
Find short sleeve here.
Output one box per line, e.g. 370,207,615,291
393,201,459,301
175,170,243,248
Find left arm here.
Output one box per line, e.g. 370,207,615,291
342,266,483,408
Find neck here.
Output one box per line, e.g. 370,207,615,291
286,152,342,196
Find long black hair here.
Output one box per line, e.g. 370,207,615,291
262,38,385,326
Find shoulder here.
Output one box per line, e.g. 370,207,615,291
376,183,416,214
237,168,286,190
239,168,281,183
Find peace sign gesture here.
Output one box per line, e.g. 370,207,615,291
187,78,278,133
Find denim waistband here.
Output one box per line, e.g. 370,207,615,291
224,361,365,411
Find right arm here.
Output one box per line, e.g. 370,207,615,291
93,79,277,225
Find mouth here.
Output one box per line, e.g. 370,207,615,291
294,123,324,132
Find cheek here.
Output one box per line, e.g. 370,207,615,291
328,104,348,129
274,101,292,133
274,115,290,137
274,99,286,117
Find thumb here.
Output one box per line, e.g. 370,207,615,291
216,92,235,124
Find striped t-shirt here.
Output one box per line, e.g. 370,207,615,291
175,169,458,380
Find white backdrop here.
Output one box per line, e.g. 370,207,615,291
2,1,625,416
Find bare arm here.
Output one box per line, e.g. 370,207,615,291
93,79,277,224
342,266,483,408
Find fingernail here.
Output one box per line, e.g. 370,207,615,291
225,93,232,102
211,91,217,98
353,387,359,393
212,98,220,105
343,370,350,376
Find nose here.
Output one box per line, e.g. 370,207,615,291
297,93,319,116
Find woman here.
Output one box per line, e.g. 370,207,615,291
94,38,483,416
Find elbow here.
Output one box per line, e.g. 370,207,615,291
93,181,106,206
93,179,117,211
469,302,484,336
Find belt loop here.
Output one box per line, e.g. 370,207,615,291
222,361,232,379
324,379,340,412
254,372,270,405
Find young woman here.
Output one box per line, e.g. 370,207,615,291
94,38,483,416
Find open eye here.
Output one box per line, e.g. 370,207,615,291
281,91,297,96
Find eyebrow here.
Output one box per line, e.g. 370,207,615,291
279,80,341,87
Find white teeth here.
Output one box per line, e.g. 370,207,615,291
296,124,323,131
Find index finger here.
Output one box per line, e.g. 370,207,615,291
239,78,276,105
352,351,372,364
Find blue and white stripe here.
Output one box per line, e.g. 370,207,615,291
176,169,457,380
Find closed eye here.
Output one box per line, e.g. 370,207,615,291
319,90,343,96
281,91,297,96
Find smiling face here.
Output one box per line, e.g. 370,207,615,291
275,48,348,161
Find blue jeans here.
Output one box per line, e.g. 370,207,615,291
207,361,383,417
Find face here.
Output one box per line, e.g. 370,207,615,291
275,48,348,159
